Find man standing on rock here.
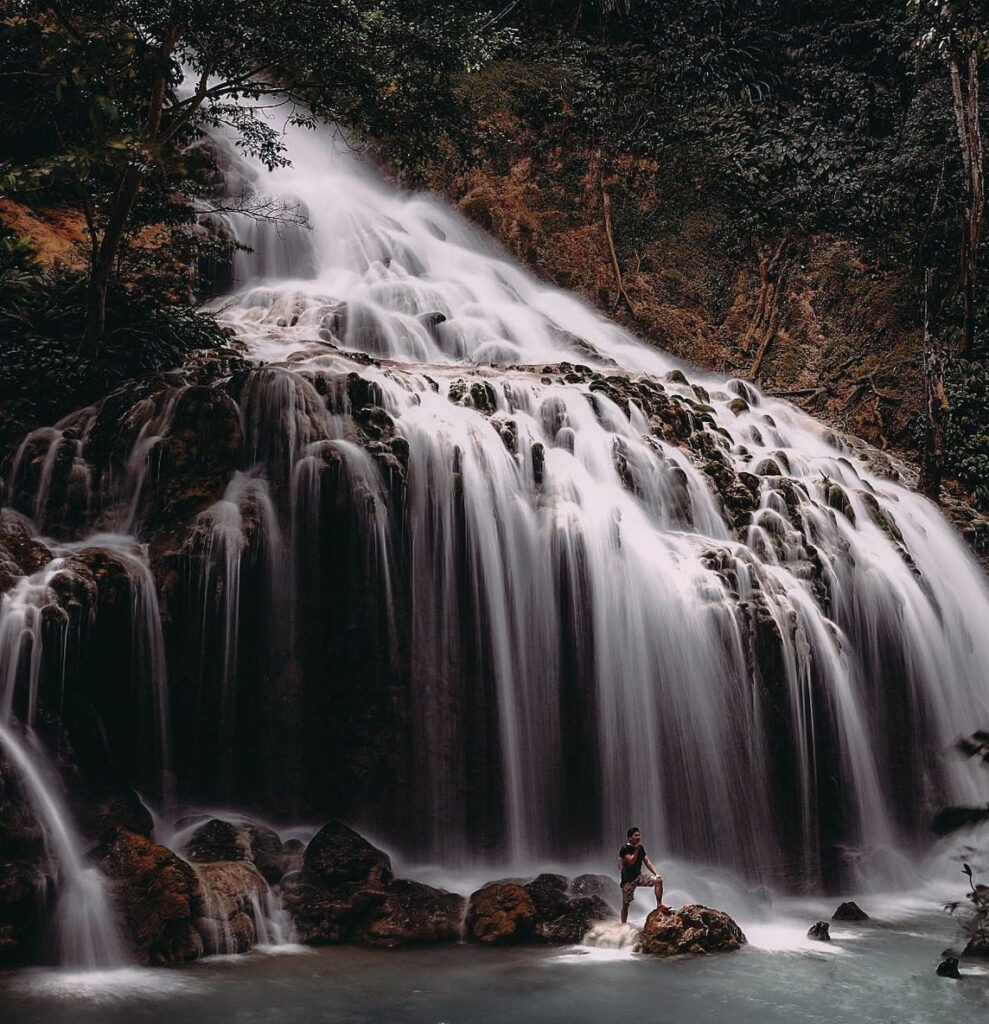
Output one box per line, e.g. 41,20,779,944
618,826,666,923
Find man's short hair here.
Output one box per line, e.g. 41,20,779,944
627,826,640,838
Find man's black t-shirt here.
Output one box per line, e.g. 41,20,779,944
619,843,646,883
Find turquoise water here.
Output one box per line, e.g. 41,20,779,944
1,898,985,1024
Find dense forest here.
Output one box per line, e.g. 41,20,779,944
2,1,988,529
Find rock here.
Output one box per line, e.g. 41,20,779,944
937,955,962,979
832,901,869,922
639,904,746,956
96,827,204,966
303,821,393,888
517,873,612,944
535,895,611,944
282,823,462,947
0,510,51,593
466,882,537,944
524,873,569,921
807,920,831,941
193,861,268,920
570,873,619,910
962,936,989,959
280,869,366,944
185,818,251,863
192,860,269,954
350,879,465,948
240,821,290,884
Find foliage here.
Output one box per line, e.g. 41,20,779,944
944,862,989,955
0,1,511,348
942,360,989,510
0,231,229,456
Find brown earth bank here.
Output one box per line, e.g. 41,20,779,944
417,106,988,553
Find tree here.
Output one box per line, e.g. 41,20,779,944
911,0,989,359
1,2,504,353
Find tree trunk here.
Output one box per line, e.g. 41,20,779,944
80,26,179,355
921,268,949,502
81,164,145,354
949,52,984,360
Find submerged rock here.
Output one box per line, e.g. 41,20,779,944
937,955,962,979
639,904,746,956
807,920,831,941
96,827,204,966
832,901,869,922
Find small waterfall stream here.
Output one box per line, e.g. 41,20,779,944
2,102,989,970
0,564,126,968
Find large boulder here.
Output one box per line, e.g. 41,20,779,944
350,880,465,948
282,822,459,948
96,827,204,966
185,818,251,863
521,873,610,944
639,904,746,956
180,816,295,884
465,882,537,944
535,895,612,944
303,821,393,888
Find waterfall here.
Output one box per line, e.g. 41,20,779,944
2,100,989,907
197,114,989,883
0,565,126,968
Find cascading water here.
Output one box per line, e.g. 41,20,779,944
0,557,126,968
3,104,989,909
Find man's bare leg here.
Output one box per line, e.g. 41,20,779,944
620,900,629,924
654,877,664,907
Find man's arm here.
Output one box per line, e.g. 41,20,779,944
644,856,658,874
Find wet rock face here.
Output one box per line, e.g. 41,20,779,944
0,510,51,593
0,751,50,967
638,904,746,956
466,882,537,944
150,386,244,530
192,860,270,954
96,827,204,966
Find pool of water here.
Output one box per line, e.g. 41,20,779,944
1,894,986,1024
